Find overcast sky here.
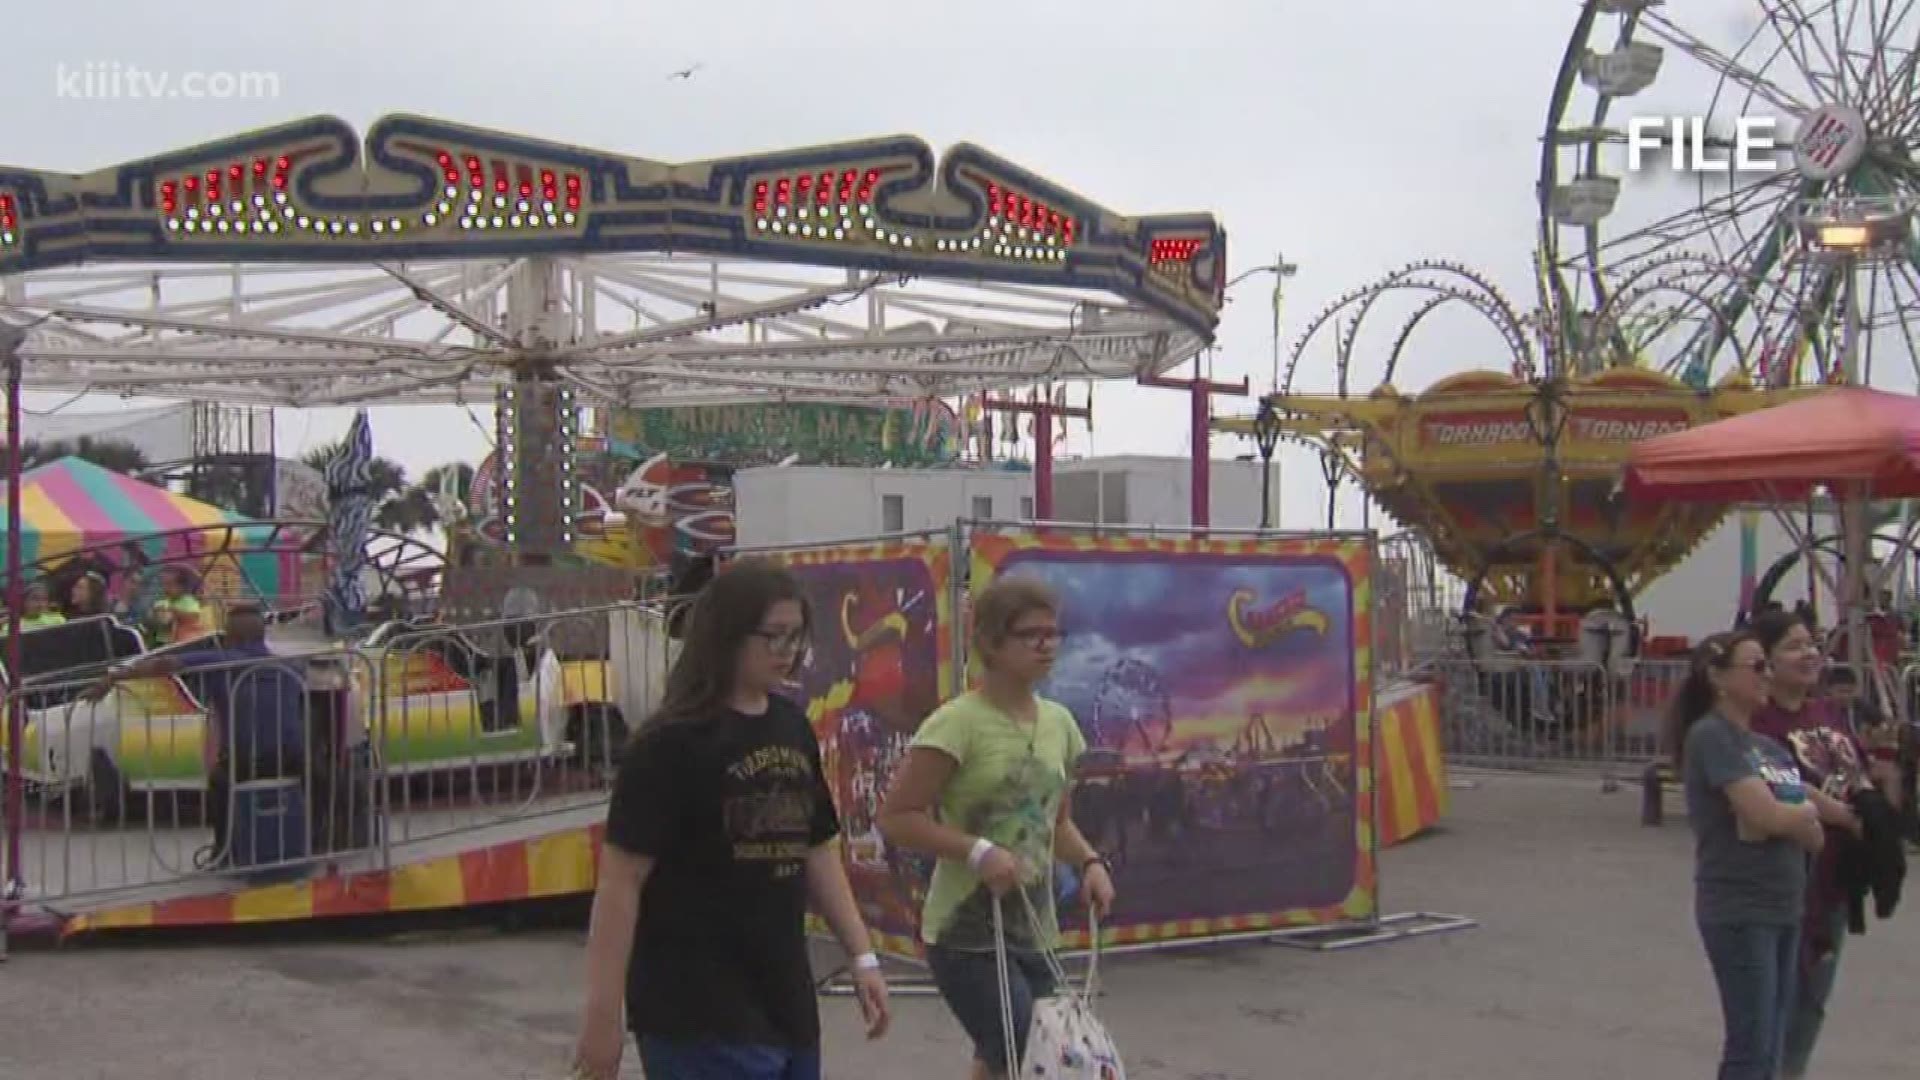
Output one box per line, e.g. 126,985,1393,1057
4,0,1796,528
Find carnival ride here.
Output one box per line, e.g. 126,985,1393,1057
1221,0,1920,660
0,114,1225,925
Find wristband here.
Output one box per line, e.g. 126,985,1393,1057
966,837,996,871
852,952,881,971
1080,854,1108,874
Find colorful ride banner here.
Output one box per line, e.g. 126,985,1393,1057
969,530,1379,947
764,537,955,959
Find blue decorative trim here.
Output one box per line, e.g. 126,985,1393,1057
0,114,1223,338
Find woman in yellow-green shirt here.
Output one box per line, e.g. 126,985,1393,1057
879,575,1115,1079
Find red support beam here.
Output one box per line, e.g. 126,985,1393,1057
981,391,1091,521
1138,365,1249,527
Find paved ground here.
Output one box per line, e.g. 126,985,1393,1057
3,770,1913,1079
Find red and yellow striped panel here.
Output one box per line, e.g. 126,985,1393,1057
971,529,1380,948
1374,685,1448,846
63,823,608,937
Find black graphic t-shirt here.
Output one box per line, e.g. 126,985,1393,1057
606,694,840,1049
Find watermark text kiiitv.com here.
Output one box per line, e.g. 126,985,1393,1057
55,62,281,100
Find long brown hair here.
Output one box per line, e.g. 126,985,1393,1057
1664,629,1757,766
638,556,809,734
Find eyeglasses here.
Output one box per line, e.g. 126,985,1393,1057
751,627,808,654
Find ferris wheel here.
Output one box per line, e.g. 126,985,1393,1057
1090,656,1174,755
1539,0,1920,388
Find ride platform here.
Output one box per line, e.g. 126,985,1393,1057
29,792,607,939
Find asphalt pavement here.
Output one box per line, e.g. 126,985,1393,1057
3,769,1912,1079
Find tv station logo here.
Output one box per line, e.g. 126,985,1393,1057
1624,104,1868,180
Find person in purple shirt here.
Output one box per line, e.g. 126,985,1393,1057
1746,609,1877,1080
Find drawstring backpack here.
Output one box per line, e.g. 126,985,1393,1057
992,890,1125,1079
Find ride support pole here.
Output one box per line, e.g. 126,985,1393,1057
1137,366,1248,528
2,326,25,944
981,391,1090,523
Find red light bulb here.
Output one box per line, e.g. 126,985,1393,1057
565,175,581,190
276,156,291,170
183,176,198,190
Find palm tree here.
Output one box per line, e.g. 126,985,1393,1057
298,446,478,536
301,441,425,534
19,436,150,474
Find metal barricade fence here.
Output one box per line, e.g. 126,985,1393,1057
365,601,676,854
1426,656,1690,773
2,600,682,909
3,646,381,907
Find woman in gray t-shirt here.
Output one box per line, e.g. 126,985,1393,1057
1670,630,1826,1080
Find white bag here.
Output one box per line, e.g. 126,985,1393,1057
993,893,1125,1079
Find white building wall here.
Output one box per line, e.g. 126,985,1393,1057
1054,455,1273,529
732,456,1279,547
1635,508,1845,641
733,466,1030,548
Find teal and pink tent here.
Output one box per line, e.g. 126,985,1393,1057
1,456,297,605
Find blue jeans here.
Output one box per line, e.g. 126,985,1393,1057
1780,907,1847,1078
1698,921,1800,1080
925,945,1058,1076
636,1037,821,1080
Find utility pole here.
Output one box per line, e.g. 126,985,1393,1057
1138,360,1249,528
981,389,1091,520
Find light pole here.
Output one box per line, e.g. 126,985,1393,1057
1252,398,1281,530
1791,195,1911,670
1223,252,1299,389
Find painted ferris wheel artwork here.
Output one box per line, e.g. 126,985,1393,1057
0,113,1226,617
1225,0,1920,657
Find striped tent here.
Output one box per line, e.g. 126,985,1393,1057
2,457,241,565
0,457,297,609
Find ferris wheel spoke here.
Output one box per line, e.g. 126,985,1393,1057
1881,258,1920,383
1645,9,1812,115
1761,0,1851,103
1865,0,1920,107
1579,173,1791,271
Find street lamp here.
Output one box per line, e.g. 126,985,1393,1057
1224,253,1299,388
1252,397,1282,530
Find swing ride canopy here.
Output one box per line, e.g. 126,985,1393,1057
0,113,1224,410
1623,387,1920,502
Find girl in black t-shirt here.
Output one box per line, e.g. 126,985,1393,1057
572,558,890,1080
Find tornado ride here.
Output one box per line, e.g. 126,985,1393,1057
0,114,1225,930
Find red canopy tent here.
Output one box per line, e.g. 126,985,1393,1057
1623,386,1920,501
1623,386,1920,665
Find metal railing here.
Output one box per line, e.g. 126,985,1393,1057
1425,657,1688,773
2,601,680,909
